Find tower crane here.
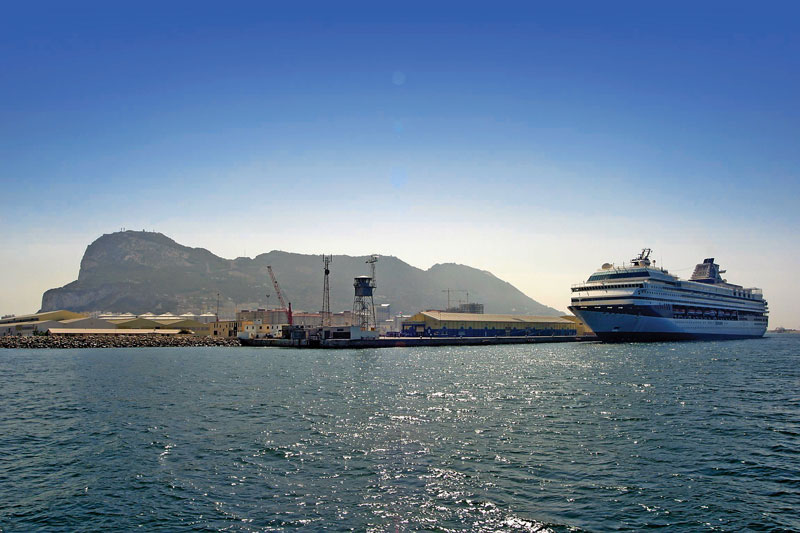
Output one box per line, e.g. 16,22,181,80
442,289,469,309
267,265,292,326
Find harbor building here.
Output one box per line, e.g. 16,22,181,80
560,315,593,337
446,302,484,314
97,312,137,321
110,317,210,335
1,319,64,336
58,317,116,330
211,320,242,337
236,308,290,324
377,319,395,336
292,312,323,327
240,320,285,339
402,311,577,337
48,328,182,337
156,319,211,335
0,310,87,325
0,310,89,336
331,311,354,327
111,317,166,329
376,304,392,322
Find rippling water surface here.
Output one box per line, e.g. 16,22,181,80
1,336,798,531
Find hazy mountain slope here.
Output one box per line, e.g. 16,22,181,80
40,231,563,316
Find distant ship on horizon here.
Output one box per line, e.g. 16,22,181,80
569,249,768,342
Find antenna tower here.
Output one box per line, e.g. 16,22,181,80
322,254,332,327
366,254,378,288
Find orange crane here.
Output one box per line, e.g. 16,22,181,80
267,265,293,326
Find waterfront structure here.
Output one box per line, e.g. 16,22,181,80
569,250,768,341
59,317,116,330
197,313,218,324
154,313,180,320
98,310,218,325
311,325,379,341
402,311,577,337
47,328,182,336
376,303,391,322
177,312,218,323
393,314,412,332
331,311,354,327
0,309,216,337
108,317,210,335
377,319,395,336
291,312,323,327
376,314,414,335
236,308,290,324
156,319,211,335
0,310,86,325
97,312,137,321
1,319,64,336
560,315,593,337
210,320,242,337
112,317,165,329
446,302,484,314
0,310,90,336
240,320,285,339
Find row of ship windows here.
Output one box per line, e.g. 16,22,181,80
672,307,742,320
573,283,644,292
585,305,766,321
574,284,759,301
641,289,760,303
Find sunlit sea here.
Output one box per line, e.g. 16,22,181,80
1,336,798,532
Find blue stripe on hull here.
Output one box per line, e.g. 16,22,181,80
569,306,767,343
595,331,766,343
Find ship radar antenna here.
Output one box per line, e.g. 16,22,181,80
632,248,652,267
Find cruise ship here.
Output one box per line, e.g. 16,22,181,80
569,249,768,341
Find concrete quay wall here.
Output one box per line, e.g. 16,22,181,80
242,336,593,349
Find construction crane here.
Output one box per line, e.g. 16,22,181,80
267,265,292,326
442,288,469,310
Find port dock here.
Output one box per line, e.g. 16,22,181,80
241,335,593,349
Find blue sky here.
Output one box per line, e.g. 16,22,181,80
1,2,799,326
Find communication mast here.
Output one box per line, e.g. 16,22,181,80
366,254,378,288
322,254,332,327
267,265,293,326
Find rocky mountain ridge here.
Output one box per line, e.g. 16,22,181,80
41,231,563,317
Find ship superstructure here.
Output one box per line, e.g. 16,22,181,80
569,249,768,341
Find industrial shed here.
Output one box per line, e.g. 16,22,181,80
48,328,182,336
59,317,116,329
402,311,577,337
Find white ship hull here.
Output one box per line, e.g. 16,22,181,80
570,251,768,343
570,307,766,342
